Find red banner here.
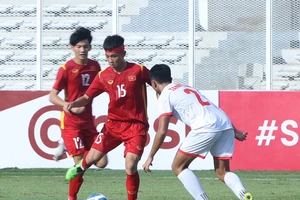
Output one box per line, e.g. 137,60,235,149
220,91,300,170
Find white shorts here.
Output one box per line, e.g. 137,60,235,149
179,129,234,160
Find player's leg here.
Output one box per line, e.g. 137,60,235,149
124,131,147,200
66,130,120,181
172,151,209,200
125,152,141,200
53,137,66,161
62,129,86,200
211,129,253,200
85,128,109,168
173,130,227,200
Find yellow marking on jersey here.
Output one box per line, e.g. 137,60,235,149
61,64,66,70
72,69,79,73
141,84,148,120
108,80,114,84
139,64,144,72
98,71,103,78
60,111,65,129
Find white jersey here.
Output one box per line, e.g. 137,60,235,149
157,83,233,132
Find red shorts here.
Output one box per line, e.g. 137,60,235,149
91,120,148,157
62,128,98,157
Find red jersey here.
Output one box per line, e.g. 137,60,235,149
53,59,101,129
86,62,150,126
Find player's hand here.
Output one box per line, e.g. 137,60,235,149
70,106,86,114
63,103,73,113
234,129,248,141
142,157,153,173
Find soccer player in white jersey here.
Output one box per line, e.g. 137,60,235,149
142,64,253,200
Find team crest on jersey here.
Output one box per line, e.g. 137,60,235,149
72,69,79,73
128,75,136,81
108,80,114,84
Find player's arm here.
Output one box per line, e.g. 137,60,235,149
232,123,248,141
50,88,86,114
63,72,103,113
141,65,151,85
49,88,66,107
143,115,171,172
63,94,91,113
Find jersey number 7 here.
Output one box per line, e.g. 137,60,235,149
184,88,210,106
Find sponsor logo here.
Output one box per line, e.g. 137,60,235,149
72,69,79,73
108,80,113,84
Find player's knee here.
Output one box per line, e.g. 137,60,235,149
171,162,185,176
95,155,108,168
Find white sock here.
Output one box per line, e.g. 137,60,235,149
58,138,64,145
177,168,209,200
224,172,247,199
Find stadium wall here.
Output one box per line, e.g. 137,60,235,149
1,89,299,170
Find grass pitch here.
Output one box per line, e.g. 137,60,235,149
0,168,300,200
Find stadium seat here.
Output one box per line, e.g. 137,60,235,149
287,81,300,90
0,67,24,77
10,4,36,16
44,4,69,16
66,4,97,14
124,35,146,47
276,65,300,80
43,36,62,46
88,51,101,60
4,37,34,48
0,4,14,14
92,37,105,47
272,81,289,90
126,51,157,63
43,51,71,64
47,19,79,30
0,51,15,64
155,51,186,64
171,36,203,48
0,82,5,89
281,49,300,64
139,35,174,48
4,81,35,90
10,51,36,62
0,20,23,32
76,20,108,31
93,4,125,15
23,19,52,30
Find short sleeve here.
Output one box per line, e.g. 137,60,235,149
52,65,67,91
141,65,151,85
157,93,173,118
95,61,101,71
85,71,105,98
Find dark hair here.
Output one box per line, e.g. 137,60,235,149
69,27,92,46
150,64,172,84
103,34,124,50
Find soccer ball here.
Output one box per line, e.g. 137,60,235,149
87,193,108,200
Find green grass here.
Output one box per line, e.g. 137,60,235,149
0,168,300,200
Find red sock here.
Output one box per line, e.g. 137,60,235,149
68,173,84,200
126,172,140,200
81,151,92,170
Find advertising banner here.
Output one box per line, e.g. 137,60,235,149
220,91,300,170
0,88,218,170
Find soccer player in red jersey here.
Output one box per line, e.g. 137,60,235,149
49,27,108,200
64,34,150,200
